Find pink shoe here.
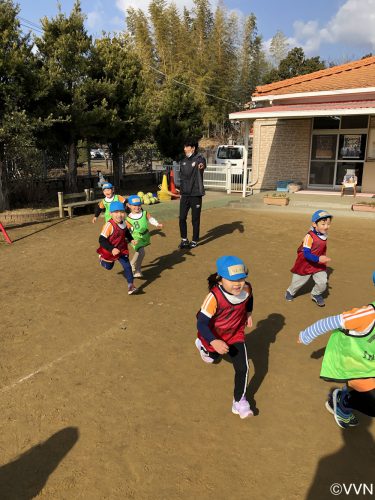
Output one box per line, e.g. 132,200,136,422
232,397,254,419
195,338,214,364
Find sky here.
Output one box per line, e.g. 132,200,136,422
16,0,375,63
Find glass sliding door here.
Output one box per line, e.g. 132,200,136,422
309,116,368,189
309,134,337,186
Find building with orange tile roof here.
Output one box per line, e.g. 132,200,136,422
229,56,375,193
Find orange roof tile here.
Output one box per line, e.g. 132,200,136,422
254,56,375,97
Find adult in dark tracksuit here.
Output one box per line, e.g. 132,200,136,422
178,139,206,249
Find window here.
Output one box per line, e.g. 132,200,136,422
313,116,340,129
341,115,368,129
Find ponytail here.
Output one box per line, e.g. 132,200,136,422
207,272,221,291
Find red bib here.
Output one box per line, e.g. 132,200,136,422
198,284,250,352
291,230,327,275
97,219,129,261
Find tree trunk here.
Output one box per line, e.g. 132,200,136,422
66,142,78,193
0,153,10,212
111,143,121,188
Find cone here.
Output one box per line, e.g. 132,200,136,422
161,174,169,192
169,170,179,199
157,174,172,202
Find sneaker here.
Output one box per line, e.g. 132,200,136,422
285,290,294,302
195,338,214,364
178,239,190,249
232,397,254,419
329,389,359,429
312,294,325,307
133,271,143,278
128,285,138,295
189,241,198,249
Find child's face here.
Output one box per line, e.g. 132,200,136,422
220,277,246,295
128,204,142,213
313,217,332,234
111,210,125,224
103,188,114,198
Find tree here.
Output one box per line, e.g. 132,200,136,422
34,1,92,192
263,47,325,84
237,14,265,105
0,0,38,211
269,30,289,67
153,75,203,161
88,34,145,187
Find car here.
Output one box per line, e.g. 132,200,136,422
214,145,247,175
90,148,105,159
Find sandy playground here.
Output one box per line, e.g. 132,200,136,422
0,206,374,499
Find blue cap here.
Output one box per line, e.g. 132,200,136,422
127,195,142,206
102,183,113,190
311,210,333,223
216,256,248,281
109,201,125,212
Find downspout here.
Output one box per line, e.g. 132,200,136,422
242,119,260,196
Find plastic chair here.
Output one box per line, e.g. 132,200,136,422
341,173,357,197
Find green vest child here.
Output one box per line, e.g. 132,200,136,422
321,301,375,382
126,195,163,277
92,183,126,223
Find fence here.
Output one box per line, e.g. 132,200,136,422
152,164,253,196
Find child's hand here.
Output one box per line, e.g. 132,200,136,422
297,333,303,344
319,255,331,264
210,339,229,354
157,223,163,229
131,240,138,246
92,216,97,223
246,315,253,328
112,248,120,256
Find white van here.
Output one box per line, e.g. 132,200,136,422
214,145,247,175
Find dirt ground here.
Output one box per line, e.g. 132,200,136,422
0,208,374,500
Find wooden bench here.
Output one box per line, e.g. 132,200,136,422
58,189,100,218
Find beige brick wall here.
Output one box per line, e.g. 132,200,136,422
251,118,312,191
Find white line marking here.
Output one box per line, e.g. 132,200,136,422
0,330,113,395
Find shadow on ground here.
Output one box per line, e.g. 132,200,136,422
0,427,79,499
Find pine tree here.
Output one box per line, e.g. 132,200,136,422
34,1,92,192
0,0,38,210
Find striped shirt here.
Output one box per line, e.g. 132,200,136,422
299,304,375,344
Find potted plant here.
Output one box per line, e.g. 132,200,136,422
351,201,375,213
263,192,290,206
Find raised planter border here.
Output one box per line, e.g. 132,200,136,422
263,197,289,206
351,204,375,213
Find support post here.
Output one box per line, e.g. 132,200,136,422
242,121,250,198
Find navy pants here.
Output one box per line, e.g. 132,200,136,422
179,195,202,242
100,255,134,284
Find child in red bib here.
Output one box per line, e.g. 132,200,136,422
195,256,254,419
286,210,332,307
97,201,137,295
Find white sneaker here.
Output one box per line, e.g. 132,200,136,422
133,271,143,278
128,285,138,295
195,338,214,364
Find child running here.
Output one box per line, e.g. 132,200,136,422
298,271,375,429
286,209,332,307
92,183,127,223
126,194,163,278
97,201,137,295
195,256,254,419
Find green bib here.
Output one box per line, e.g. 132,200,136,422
126,211,150,251
103,195,121,222
320,302,375,381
